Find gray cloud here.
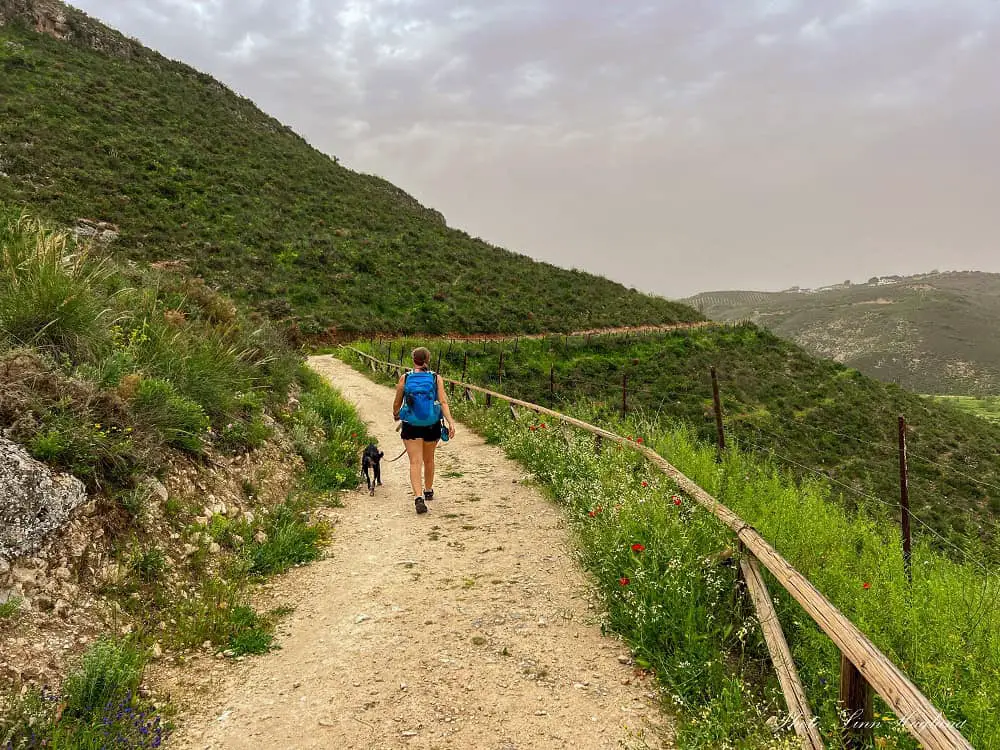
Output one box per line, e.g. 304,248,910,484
73,0,1000,295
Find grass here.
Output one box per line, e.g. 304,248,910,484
0,9,700,336
452,398,999,749
686,271,1000,396
926,394,1000,423
351,331,1000,554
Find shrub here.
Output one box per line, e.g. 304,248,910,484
61,637,146,721
0,212,110,361
130,377,209,453
169,577,278,656
246,501,328,576
0,597,22,621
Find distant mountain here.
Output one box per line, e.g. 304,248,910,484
685,271,1000,395
0,0,699,336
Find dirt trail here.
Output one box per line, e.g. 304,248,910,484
166,356,672,750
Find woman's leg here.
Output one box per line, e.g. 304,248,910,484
404,439,424,498
422,440,438,495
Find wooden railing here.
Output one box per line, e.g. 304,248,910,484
344,347,974,750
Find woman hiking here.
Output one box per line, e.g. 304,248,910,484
393,347,456,514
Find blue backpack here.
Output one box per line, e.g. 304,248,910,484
399,370,442,427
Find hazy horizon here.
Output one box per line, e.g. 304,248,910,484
70,0,1000,298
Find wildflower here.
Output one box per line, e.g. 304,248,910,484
619,576,630,586
636,437,644,443
352,432,357,437
863,582,871,590
540,422,547,429
588,510,596,518
631,543,646,553
641,480,648,487
672,496,682,506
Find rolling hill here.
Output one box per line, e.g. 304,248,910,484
0,0,699,336
686,271,1000,396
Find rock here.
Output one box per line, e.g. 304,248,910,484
54,599,70,618
354,614,371,624
10,566,38,588
54,567,71,581
243,511,255,524
617,655,631,665
151,643,163,660
253,530,268,544
208,542,221,555
0,558,9,576
140,477,169,504
0,437,88,560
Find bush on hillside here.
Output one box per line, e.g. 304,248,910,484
0,207,301,490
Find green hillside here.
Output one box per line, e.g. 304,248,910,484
686,272,1000,396
359,326,1000,555
0,0,699,336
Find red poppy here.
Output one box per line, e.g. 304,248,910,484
673,496,682,506
540,423,547,429
863,582,871,590
636,437,644,444
588,510,596,518
631,543,645,553
619,577,630,586
352,432,357,437
641,480,648,487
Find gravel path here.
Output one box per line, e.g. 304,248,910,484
165,355,672,750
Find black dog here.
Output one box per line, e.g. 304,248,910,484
361,444,384,496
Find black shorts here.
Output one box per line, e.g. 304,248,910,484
400,421,442,442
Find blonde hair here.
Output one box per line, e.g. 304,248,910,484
412,347,431,368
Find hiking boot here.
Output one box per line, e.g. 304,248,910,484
424,489,434,501
415,496,428,514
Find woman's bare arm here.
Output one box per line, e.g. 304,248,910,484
437,375,456,437
392,375,405,420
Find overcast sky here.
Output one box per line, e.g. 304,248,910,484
71,0,1000,297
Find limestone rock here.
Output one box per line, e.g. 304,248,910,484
0,438,87,560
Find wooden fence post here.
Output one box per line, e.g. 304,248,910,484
899,415,913,583
621,374,628,420
711,366,726,460
595,434,602,455
839,654,874,749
